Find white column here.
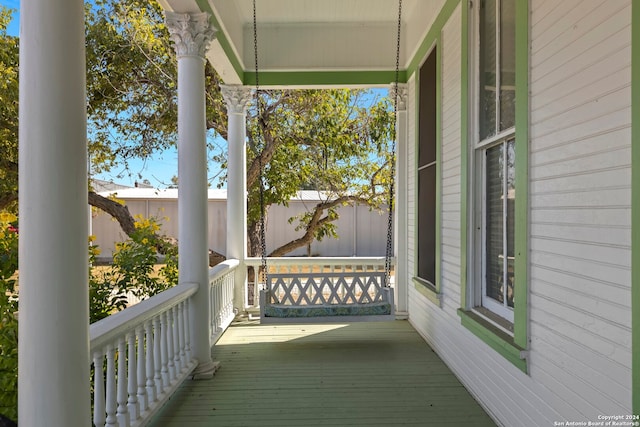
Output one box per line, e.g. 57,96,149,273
220,85,253,313
391,83,409,316
166,12,217,379
18,0,90,426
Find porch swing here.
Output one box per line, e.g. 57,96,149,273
256,0,403,324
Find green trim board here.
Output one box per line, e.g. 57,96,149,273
195,0,245,82
435,37,443,299
458,309,527,373
632,0,639,417
413,277,442,307
406,0,462,78
457,0,529,369
242,70,406,87
459,0,469,310
513,0,530,350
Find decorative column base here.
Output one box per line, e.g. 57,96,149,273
190,360,221,380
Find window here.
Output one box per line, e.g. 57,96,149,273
417,47,437,287
473,0,516,324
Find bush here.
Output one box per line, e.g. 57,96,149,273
0,212,18,421
90,215,178,322
0,213,179,419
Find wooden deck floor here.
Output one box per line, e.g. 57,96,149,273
150,320,496,426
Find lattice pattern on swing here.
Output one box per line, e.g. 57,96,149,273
266,272,387,306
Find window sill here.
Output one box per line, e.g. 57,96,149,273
457,308,528,374
412,277,442,307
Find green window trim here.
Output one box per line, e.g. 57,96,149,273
413,276,442,307
458,0,529,371
632,0,640,417
457,309,527,373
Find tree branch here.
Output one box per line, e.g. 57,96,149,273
268,195,374,257
88,191,136,236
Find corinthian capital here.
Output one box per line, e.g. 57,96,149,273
389,83,408,111
165,12,217,58
220,85,254,114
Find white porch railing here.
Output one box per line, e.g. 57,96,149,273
209,259,238,344
89,283,198,427
89,260,240,427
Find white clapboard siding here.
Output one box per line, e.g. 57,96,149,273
405,1,632,426
406,73,416,287
529,0,632,419
439,5,462,311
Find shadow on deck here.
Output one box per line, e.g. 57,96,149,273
150,319,496,426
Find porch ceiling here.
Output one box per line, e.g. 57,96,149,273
159,0,446,86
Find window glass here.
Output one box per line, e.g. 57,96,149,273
479,0,497,140
484,144,504,303
500,0,516,131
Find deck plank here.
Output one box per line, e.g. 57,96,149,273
150,320,496,426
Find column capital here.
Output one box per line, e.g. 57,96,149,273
165,12,217,58
389,83,408,111
220,85,254,114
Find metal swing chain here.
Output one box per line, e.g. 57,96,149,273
253,0,268,287
385,0,403,288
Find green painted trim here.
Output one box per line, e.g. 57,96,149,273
242,70,406,87
407,0,462,78
458,309,527,373
513,0,530,351
459,0,469,309
436,41,443,295
632,0,640,417
413,277,442,307
195,0,245,81
458,0,530,364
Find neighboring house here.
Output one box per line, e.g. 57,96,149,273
93,188,388,258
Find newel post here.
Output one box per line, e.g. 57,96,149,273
165,11,218,379
220,85,253,313
391,83,409,316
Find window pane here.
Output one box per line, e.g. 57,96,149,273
485,144,503,303
506,139,515,307
418,166,436,284
500,0,516,131
479,0,497,140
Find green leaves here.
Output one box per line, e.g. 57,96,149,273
244,89,395,256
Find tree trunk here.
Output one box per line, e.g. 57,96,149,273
247,205,269,257
88,191,136,236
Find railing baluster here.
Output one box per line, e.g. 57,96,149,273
105,344,117,426
127,332,139,422
167,306,182,383
160,312,170,389
210,281,216,333
136,325,148,414
183,299,192,362
165,309,176,383
117,337,130,427
93,350,106,427
145,320,156,404
176,301,187,372
153,317,163,397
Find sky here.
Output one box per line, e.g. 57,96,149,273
0,1,199,188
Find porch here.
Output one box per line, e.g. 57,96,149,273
149,320,496,427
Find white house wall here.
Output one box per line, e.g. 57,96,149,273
528,0,632,416
406,1,633,426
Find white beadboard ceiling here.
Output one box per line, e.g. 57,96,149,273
160,0,446,83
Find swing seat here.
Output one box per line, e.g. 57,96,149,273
259,271,395,324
